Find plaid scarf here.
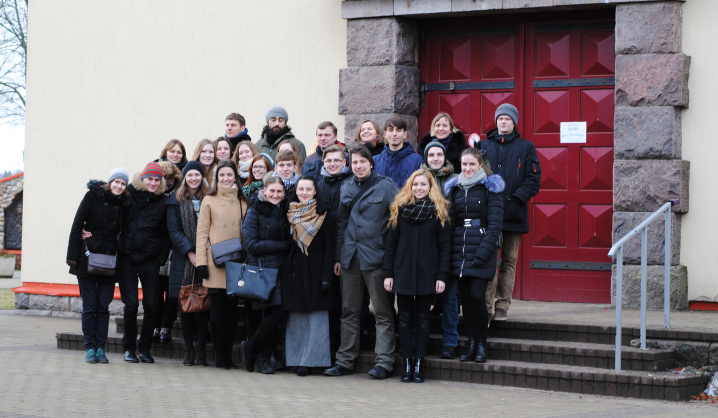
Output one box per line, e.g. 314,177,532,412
287,199,326,256
272,171,299,191
401,198,435,224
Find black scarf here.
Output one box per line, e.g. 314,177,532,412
179,197,198,287
401,198,435,224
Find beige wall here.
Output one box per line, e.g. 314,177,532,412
25,0,346,285
681,0,718,302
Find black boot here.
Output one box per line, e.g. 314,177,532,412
460,338,477,362
256,345,275,374
183,348,195,366
400,358,413,383
241,340,255,372
412,358,424,383
210,322,228,369
475,337,488,363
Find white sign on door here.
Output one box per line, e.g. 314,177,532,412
560,122,587,144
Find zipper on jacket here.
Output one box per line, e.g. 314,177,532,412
517,158,521,179
459,188,469,278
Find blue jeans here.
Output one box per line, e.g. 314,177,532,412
440,279,459,347
77,277,115,350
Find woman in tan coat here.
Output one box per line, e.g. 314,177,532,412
195,159,248,369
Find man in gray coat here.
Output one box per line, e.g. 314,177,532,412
324,145,399,380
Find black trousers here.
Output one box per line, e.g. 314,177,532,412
155,275,178,329
396,293,434,359
328,274,342,345
118,258,161,352
77,277,115,350
458,277,489,340
209,291,239,357
250,305,286,353
180,309,210,352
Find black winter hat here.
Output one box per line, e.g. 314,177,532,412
182,160,205,178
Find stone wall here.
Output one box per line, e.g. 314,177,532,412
0,173,23,251
14,293,140,318
612,1,690,309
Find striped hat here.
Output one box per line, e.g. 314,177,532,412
141,162,163,180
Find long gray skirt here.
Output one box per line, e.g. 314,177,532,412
285,310,331,367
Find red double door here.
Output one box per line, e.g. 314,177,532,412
419,13,615,303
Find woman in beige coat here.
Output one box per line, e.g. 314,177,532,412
196,159,248,369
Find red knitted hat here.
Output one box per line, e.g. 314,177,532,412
141,162,163,180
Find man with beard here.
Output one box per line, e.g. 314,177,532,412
224,113,251,152
255,106,307,162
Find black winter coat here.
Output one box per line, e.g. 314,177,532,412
384,212,452,296
67,180,129,283
447,175,505,280
166,191,197,299
119,174,171,264
242,192,292,309
418,131,467,171
316,168,352,220
478,129,541,234
281,213,335,311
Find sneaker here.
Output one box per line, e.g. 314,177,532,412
96,348,108,363
124,350,139,363
152,328,161,341
493,308,508,321
323,364,353,376
85,348,98,363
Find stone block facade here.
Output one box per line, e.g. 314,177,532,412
612,1,690,310
0,173,23,251
15,293,139,317
340,17,420,145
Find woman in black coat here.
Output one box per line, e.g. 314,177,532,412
445,148,505,364
418,112,468,170
166,160,210,366
356,119,386,157
281,176,335,376
66,168,130,364
384,168,451,383
240,176,292,374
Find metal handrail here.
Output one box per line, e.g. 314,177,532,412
607,199,677,371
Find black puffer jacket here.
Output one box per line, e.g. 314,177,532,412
281,212,335,312
67,180,130,282
242,192,292,309
447,174,505,280
418,131,467,171
478,129,541,234
119,172,171,264
166,191,197,299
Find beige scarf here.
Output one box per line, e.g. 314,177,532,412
287,199,326,256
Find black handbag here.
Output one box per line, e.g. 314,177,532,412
225,257,278,302
84,211,122,276
210,238,246,268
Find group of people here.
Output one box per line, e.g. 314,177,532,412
66,103,541,383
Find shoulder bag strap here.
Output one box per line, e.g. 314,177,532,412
347,175,379,214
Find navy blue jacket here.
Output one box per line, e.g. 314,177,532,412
374,143,423,188
479,129,541,234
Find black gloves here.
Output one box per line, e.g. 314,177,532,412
196,265,210,280
321,281,331,295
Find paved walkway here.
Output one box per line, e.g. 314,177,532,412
0,314,716,417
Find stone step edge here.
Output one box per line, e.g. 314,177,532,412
54,332,707,402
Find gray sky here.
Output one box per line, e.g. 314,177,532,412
0,123,24,173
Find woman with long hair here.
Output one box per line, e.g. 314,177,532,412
445,148,504,363
157,139,188,171
241,176,292,374
195,159,248,369
242,153,274,197
281,175,335,376
166,160,211,366
214,137,233,162
191,139,217,190
355,120,385,157
384,169,451,382
418,113,467,170
233,141,259,182
66,168,130,363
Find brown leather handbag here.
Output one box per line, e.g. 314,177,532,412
179,273,211,313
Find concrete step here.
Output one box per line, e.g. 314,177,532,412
54,331,708,402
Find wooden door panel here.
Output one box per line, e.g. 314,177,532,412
439,39,473,81
482,36,515,79
579,204,613,248
534,33,571,78
536,147,569,190
579,147,613,191
534,90,570,133
581,31,615,76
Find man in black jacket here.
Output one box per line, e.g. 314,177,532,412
479,104,542,321
118,162,172,363
224,112,251,152
302,121,345,175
